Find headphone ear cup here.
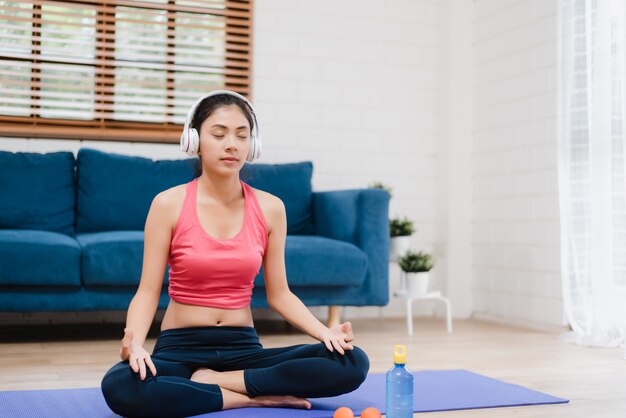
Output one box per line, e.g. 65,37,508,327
254,134,262,160
180,132,189,155
246,134,255,162
180,128,198,156
247,133,262,162
188,128,200,156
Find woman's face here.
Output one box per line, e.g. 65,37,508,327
197,104,251,175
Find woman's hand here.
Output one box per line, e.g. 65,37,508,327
120,328,157,380
319,321,355,355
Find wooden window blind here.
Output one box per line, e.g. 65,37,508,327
0,0,253,143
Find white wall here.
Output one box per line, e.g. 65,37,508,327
253,0,442,319
0,0,443,320
437,0,474,319
471,0,565,329
253,0,440,245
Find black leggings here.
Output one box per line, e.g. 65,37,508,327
101,326,369,418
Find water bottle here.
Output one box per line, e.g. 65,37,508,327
386,344,413,418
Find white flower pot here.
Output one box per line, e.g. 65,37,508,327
390,235,411,262
406,272,430,295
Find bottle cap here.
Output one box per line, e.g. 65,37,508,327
393,344,407,364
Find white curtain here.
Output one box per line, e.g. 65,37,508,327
558,0,626,355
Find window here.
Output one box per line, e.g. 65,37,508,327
0,0,253,143
559,0,626,348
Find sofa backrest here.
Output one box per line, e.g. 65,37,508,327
76,148,196,232
77,149,316,234
1,148,315,235
241,161,315,235
0,151,75,234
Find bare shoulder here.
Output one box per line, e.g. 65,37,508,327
250,188,285,230
151,183,188,230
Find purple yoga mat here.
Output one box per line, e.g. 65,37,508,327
0,370,568,418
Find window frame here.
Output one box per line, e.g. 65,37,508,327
0,0,254,143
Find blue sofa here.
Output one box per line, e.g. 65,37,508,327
0,149,390,312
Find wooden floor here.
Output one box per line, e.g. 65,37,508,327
1,317,625,417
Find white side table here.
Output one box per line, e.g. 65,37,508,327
393,288,453,335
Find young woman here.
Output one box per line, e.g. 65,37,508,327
101,91,369,418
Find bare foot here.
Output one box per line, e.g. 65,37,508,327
191,368,310,409
190,368,218,384
253,395,312,410
191,368,248,394
220,388,312,411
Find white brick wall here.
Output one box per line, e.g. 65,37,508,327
471,0,565,328
254,0,442,319
253,1,441,254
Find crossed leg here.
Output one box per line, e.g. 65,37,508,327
101,356,311,418
101,342,368,417
191,343,370,399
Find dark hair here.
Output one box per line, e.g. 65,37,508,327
192,93,255,177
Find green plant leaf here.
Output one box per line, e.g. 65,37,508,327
389,216,415,237
398,250,434,272
368,181,393,198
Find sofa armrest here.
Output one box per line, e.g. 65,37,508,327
314,189,390,305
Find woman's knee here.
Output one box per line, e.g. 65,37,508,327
101,362,145,416
328,346,369,394
325,346,369,395
347,346,370,385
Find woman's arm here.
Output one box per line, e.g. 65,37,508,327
262,195,354,354
120,191,174,378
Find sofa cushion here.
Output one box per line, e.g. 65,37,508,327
0,151,75,234
0,229,81,286
254,236,367,287
242,162,315,235
76,231,169,286
76,149,196,232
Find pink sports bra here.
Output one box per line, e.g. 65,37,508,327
167,178,268,309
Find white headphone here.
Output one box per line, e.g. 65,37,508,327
180,90,262,162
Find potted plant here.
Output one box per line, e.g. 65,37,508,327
389,216,414,261
398,251,434,295
368,181,393,198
